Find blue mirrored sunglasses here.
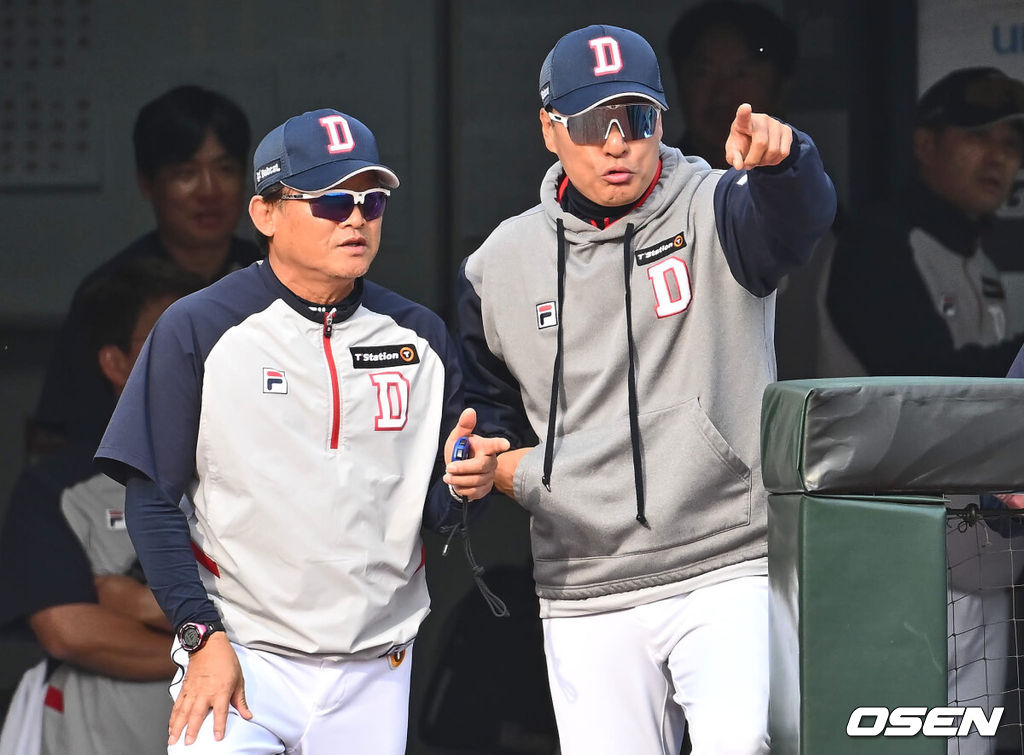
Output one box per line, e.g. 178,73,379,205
280,187,390,222
547,103,660,145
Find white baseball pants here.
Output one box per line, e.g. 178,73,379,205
167,640,412,754
542,575,770,755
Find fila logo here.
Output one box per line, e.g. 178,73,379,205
941,294,956,318
536,301,557,329
106,509,126,530
647,257,692,318
319,115,355,154
589,37,623,76
263,368,288,394
370,371,410,431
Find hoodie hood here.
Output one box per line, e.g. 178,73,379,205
537,145,712,243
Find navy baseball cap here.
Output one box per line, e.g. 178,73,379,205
917,67,1024,130
539,25,668,116
252,108,399,195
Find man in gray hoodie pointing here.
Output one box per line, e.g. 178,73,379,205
455,24,836,754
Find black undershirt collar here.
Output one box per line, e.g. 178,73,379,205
557,159,663,229
560,179,638,228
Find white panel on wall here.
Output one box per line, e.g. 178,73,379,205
918,0,1024,91
0,0,100,188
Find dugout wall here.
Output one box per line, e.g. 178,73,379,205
762,377,1024,754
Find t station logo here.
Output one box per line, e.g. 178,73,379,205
350,344,419,369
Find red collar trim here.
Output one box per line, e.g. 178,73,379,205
557,173,570,204
557,159,663,230
632,159,663,212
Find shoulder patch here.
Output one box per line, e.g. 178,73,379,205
263,368,288,394
536,301,557,329
350,344,419,369
106,509,126,530
634,232,687,266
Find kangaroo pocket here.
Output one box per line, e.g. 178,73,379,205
518,397,752,567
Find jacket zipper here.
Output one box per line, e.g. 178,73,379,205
323,308,340,450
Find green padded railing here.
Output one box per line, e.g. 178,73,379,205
761,378,1024,755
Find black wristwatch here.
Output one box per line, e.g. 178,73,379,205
177,620,225,653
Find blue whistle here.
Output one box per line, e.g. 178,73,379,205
451,436,471,462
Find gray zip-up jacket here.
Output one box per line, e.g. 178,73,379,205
456,132,835,611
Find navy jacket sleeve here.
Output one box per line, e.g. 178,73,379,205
421,326,471,533
713,126,837,296
454,259,539,450
95,304,218,629
0,458,97,631
123,475,217,627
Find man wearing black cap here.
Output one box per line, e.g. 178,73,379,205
828,67,1024,755
827,67,1024,377
456,24,835,754
94,109,507,753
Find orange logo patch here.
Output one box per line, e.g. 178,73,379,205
388,649,406,669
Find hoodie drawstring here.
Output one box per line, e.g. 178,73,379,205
542,218,567,492
542,218,647,526
622,223,647,526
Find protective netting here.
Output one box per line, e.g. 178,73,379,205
947,503,1024,755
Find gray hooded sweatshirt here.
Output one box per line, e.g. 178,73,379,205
457,130,835,615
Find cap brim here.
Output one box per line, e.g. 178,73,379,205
552,83,668,116
967,112,1024,130
283,162,400,192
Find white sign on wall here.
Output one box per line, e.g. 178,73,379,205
918,0,1024,332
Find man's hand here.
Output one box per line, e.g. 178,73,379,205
443,408,511,501
168,633,252,746
94,574,171,632
724,103,793,171
996,493,1024,509
494,447,531,499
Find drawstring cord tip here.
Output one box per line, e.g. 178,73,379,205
443,494,510,618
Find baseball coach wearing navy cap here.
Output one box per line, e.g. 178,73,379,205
96,108,509,753
455,23,837,754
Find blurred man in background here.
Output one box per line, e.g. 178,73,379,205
0,259,201,755
29,85,259,456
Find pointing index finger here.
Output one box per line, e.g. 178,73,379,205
733,102,753,133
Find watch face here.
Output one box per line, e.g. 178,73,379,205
180,624,202,651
